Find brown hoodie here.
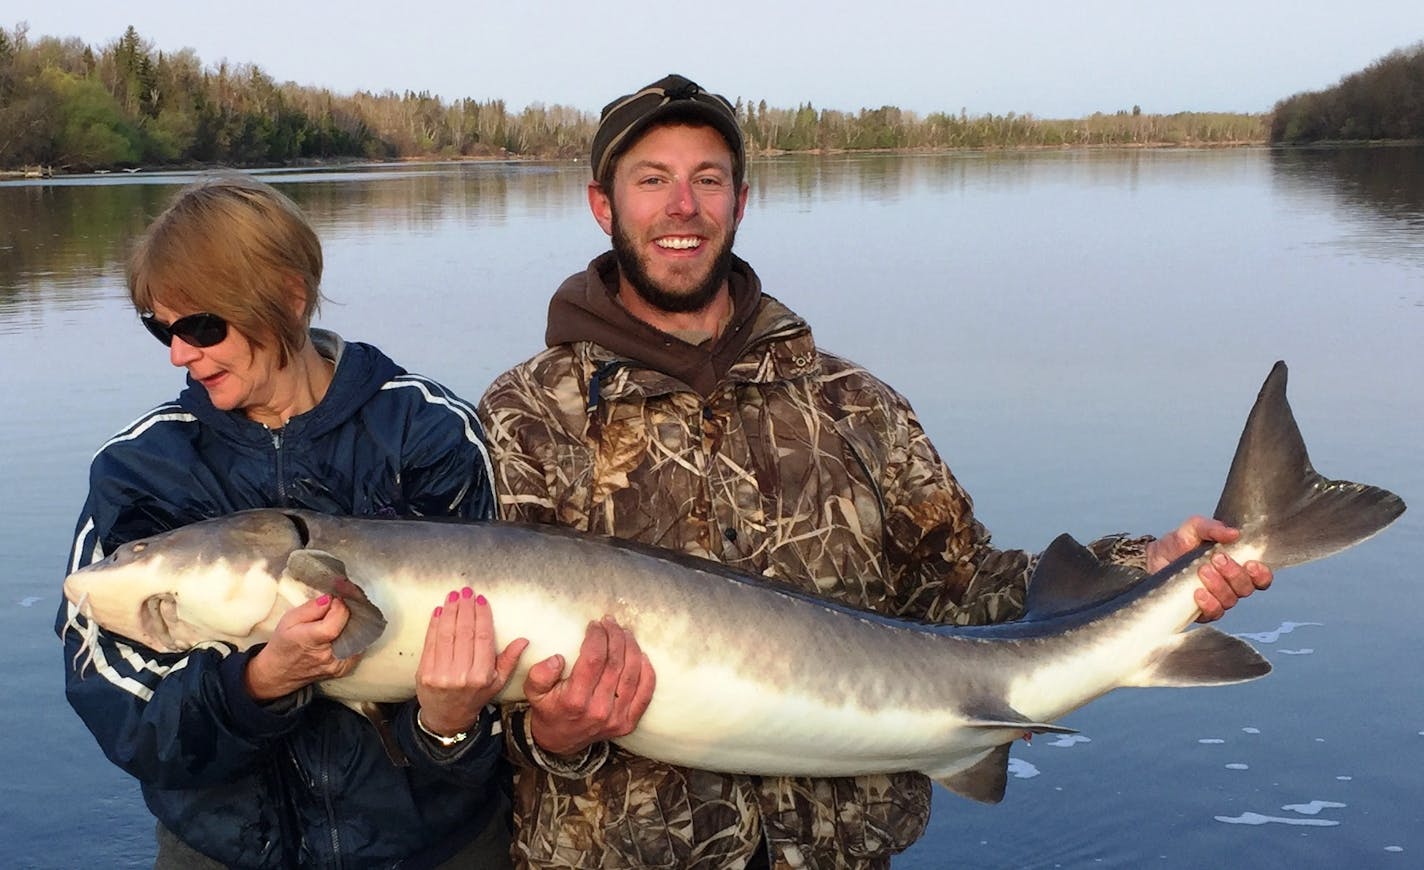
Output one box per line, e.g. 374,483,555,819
544,251,764,396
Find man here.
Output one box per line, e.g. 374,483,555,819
478,74,1272,869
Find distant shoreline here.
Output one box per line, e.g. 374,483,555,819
13,138,1424,181
1,140,1285,180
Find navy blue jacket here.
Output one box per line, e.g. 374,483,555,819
58,332,503,869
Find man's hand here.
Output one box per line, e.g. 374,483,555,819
415,588,529,737
522,616,655,757
1147,515,1273,623
245,594,357,701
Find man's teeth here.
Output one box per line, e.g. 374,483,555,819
656,237,701,250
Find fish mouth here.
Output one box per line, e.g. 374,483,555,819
140,594,182,651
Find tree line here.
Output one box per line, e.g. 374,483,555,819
2,24,1269,172
1271,42,1424,143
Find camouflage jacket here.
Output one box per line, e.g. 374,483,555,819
478,260,1148,869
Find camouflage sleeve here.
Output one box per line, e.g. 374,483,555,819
502,705,610,778
1087,532,1153,571
478,366,564,526
879,403,1152,627
479,361,615,776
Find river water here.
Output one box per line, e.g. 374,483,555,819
2,147,1420,867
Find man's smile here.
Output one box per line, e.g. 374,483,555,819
655,236,703,251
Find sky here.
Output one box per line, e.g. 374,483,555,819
10,1,1424,118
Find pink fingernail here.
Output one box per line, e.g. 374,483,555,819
476,594,487,605
447,590,459,603
461,586,473,599
316,594,331,606
433,606,443,618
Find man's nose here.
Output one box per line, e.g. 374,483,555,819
666,178,699,218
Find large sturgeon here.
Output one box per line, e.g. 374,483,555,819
62,361,1405,803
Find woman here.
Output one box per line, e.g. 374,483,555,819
57,174,523,869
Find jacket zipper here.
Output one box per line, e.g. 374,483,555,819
322,749,342,867
270,430,288,505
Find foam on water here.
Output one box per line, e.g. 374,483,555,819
1236,621,1324,643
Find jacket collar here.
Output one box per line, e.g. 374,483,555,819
178,329,404,444
578,294,819,405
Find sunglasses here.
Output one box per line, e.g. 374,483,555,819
140,311,230,348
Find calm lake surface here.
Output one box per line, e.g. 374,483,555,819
2,147,1420,868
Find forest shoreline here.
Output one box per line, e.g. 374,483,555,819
2,138,1288,180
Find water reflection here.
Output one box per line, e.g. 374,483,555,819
18,147,1412,316
0,182,171,303
748,147,1268,210
0,162,595,328
274,162,589,239
1269,145,1424,272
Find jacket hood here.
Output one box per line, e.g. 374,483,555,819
178,329,405,444
545,252,768,396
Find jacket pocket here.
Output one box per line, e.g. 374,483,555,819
516,754,697,869
761,773,932,861
830,772,932,857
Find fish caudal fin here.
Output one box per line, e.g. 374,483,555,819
1215,361,1406,569
285,549,388,658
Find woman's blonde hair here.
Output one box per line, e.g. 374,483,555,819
128,172,323,366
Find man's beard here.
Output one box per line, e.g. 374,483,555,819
611,210,737,314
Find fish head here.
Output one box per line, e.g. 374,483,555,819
64,510,307,652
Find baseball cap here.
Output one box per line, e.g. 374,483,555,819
590,74,744,182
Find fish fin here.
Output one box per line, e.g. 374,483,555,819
939,707,1078,803
963,701,1078,737
1023,534,1148,619
346,701,410,767
1123,627,1271,688
286,548,349,589
933,744,1011,804
1214,361,1405,568
285,549,387,658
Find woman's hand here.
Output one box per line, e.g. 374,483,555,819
415,588,528,737
245,594,357,701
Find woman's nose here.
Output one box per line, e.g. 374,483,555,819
169,337,201,367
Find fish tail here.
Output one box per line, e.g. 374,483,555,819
1214,361,1406,568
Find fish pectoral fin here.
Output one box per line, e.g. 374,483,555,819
286,548,350,589
932,744,1012,804
285,549,388,658
1123,627,1272,688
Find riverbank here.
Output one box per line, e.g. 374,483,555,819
2,139,1284,180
